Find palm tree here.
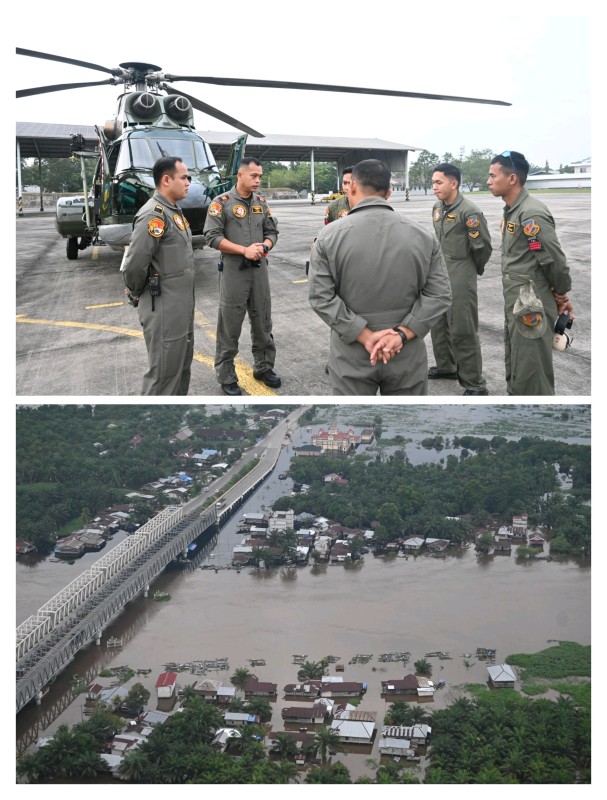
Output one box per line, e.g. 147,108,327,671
118,749,150,781
179,683,198,706
297,659,328,681
414,657,432,676
313,726,341,766
230,666,252,690
273,759,300,784
270,732,298,759
245,697,273,722
75,750,107,778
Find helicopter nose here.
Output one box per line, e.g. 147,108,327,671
180,181,206,209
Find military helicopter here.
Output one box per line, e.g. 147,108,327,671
17,47,510,260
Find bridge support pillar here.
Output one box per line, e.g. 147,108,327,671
95,631,102,645
183,548,188,558
143,584,150,598
35,690,43,706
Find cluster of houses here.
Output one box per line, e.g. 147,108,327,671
231,508,375,566
52,505,138,559
488,514,547,555
70,655,519,776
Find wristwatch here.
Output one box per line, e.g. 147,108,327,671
392,327,408,348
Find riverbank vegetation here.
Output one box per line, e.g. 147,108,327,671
16,405,272,549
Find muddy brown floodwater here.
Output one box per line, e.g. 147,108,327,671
17,544,590,781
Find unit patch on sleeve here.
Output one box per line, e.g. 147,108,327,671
465,215,480,228
433,208,441,222
469,231,480,239
208,201,223,217
527,238,542,251
522,218,541,237
148,217,165,238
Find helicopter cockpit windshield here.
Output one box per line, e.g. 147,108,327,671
116,132,217,174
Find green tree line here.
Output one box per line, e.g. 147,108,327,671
274,437,590,556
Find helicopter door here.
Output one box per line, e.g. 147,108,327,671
226,134,248,182
211,134,248,196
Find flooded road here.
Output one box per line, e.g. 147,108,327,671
16,406,591,780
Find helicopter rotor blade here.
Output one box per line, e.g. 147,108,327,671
164,85,265,138
17,79,117,99
162,75,511,107
17,47,121,76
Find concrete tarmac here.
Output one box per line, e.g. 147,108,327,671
16,192,590,398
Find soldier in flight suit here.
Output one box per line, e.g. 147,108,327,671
488,151,573,395
309,159,451,395
122,157,195,396
429,163,492,395
324,166,353,224
203,157,279,396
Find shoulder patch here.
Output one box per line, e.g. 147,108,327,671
154,204,164,214
522,218,541,237
433,208,441,222
466,214,480,229
208,201,223,217
338,209,348,218
469,231,480,239
148,217,165,238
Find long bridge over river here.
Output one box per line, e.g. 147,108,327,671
16,432,288,714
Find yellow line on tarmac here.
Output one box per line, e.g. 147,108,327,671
293,279,308,284
91,247,100,260
16,313,277,396
194,309,277,396
85,302,124,310
16,315,144,337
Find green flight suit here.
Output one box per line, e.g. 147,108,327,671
500,188,571,395
309,196,451,395
324,194,350,224
430,193,492,391
203,189,279,385
123,192,195,396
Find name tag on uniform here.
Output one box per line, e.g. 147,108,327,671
251,205,263,214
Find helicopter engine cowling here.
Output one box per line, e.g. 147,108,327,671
164,95,192,123
126,92,161,121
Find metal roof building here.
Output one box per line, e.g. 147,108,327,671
16,121,421,171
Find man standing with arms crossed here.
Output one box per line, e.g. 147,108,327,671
487,151,573,395
123,156,195,396
429,162,492,395
204,157,280,396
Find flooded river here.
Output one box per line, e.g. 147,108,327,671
16,406,591,780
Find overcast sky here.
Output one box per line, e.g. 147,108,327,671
15,6,593,169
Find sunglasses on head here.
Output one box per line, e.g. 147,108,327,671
501,151,517,172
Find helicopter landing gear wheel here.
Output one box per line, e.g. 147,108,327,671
66,237,79,260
